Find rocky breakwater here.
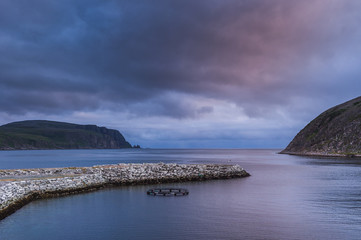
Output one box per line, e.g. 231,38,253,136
0,163,249,220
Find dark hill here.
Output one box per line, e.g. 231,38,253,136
0,120,132,150
281,96,361,157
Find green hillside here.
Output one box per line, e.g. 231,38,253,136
281,96,361,157
0,120,132,150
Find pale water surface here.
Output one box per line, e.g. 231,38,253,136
0,149,360,240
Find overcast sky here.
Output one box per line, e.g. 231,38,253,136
1,0,361,148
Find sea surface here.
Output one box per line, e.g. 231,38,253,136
0,149,361,240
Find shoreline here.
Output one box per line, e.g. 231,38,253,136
279,151,361,158
0,163,250,221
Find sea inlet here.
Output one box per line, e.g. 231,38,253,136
0,149,360,240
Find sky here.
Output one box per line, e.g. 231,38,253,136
1,0,361,148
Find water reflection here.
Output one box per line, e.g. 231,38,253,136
0,149,360,239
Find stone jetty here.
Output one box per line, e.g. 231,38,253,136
0,163,249,220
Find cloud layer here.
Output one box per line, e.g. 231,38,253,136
1,0,361,147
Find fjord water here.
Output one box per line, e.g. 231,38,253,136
0,149,360,240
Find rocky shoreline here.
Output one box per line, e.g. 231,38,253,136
280,151,361,158
0,163,250,220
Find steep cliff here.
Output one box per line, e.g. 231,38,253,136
281,96,361,157
0,120,132,150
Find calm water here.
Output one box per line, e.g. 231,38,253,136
0,149,361,240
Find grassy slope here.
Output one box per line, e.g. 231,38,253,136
281,96,361,156
0,120,131,150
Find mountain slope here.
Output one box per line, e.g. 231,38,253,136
0,120,132,150
281,96,361,157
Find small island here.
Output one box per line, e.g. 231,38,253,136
0,120,132,150
281,96,361,157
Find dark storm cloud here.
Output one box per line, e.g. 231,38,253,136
1,0,361,119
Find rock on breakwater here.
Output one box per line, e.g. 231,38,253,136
0,163,249,220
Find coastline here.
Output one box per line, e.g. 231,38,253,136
0,163,250,221
279,151,361,158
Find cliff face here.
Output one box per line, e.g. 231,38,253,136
281,96,361,157
0,120,132,150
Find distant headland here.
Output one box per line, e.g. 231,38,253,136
281,96,361,157
0,120,133,150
